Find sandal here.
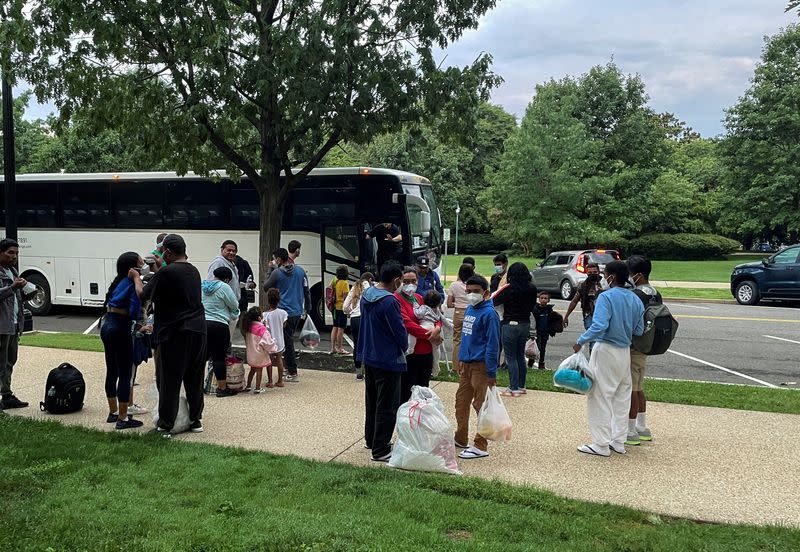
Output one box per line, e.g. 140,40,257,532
274,381,285,388
458,446,489,459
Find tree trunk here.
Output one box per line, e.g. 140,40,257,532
257,183,284,310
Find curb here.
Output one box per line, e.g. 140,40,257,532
663,297,738,305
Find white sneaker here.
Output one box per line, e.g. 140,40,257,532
253,388,265,394
610,442,627,455
128,403,149,415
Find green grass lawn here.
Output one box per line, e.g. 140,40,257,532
659,288,731,300
442,255,765,284
1,416,797,551
21,332,104,352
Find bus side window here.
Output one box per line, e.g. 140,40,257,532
60,181,112,228
164,180,226,229
230,179,259,230
112,180,164,228
18,181,58,228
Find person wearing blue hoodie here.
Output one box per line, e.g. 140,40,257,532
202,266,241,397
356,261,407,462
455,274,501,460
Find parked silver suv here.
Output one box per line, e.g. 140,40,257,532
531,249,621,300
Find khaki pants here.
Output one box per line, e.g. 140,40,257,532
454,361,489,451
451,308,465,366
630,349,647,392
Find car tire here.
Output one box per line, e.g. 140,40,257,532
735,280,760,306
22,273,53,316
560,279,575,301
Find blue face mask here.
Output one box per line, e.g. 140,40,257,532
494,265,504,274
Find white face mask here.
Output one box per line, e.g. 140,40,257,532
402,284,417,295
466,292,484,306
137,265,150,277
600,276,612,291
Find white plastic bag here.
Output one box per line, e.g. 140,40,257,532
152,394,191,434
388,386,461,475
476,386,513,442
558,352,590,374
299,316,320,348
525,338,539,360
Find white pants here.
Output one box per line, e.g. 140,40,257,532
586,342,632,448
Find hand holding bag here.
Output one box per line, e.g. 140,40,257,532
476,386,513,442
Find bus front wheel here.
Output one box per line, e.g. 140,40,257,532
23,273,53,316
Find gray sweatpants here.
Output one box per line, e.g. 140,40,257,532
0,334,20,398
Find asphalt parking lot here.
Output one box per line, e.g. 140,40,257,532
30,299,800,388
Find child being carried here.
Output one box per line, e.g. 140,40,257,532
408,290,453,374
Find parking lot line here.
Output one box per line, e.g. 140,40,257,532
764,335,800,345
667,349,779,388
675,314,800,323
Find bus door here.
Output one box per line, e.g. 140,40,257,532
320,225,363,284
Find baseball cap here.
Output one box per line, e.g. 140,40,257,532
416,255,429,267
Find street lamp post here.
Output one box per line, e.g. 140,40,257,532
454,205,460,256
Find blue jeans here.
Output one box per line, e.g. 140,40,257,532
502,322,530,391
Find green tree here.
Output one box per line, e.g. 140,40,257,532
721,24,800,244
0,91,53,173
15,0,499,292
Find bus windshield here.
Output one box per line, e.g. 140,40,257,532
402,184,440,251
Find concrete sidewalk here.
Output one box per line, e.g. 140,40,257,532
8,346,799,528
655,280,729,289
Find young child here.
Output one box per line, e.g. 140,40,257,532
330,265,351,355
408,290,453,373
532,291,553,370
263,288,287,388
241,307,277,394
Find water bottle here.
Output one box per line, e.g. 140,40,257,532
246,275,254,289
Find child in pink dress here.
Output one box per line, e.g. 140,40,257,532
241,307,278,394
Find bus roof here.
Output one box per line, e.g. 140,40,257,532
0,167,431,185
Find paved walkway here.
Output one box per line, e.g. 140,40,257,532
8,346,800,528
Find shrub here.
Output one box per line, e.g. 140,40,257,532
625,233,741,260
456,233,509,254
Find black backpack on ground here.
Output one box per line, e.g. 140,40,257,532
632,292,678,355
40,363,86,414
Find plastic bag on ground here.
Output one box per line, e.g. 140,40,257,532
225,356,245,391
152,393,191,434
299,316,320,348
525,339,539,360
553,352,593,394
388,386,461,475
476,386,513,442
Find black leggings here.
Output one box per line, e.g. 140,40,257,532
101,313,134,403
401,353,433,403
206,320,231,381
351,316,361,370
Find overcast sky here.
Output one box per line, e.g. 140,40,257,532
439,0,797,136
17,0,797,137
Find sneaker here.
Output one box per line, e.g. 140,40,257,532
610,442,627,455
518,389,527,395
637,428,653,441
285,374,299,382
128,403,149,415
499,388,515,397
152,427,172,439
106,412,119,423
1,395,28,409
624,434,642,446
252,388,265,394
189,420,204,433
216,387,238,397
115,418,144,430
371,452,392,462
356,373,364,381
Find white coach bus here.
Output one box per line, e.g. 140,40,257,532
0,167,442,327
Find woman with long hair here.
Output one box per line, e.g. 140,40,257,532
343,271,374,380
101,251,146,429
492,262,538,398
446,263,475,368
202,266,240,397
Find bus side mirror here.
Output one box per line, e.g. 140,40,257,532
421,212,431,238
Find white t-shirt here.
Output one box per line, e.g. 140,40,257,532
263,308,289,353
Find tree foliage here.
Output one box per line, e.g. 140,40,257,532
720,23,800,243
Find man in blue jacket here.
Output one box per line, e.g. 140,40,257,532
573,261,645,457
357,261,407,462
455,274,500,460
414,255,444,300
263,247,310,382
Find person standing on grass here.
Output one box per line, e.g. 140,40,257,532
492,262,538,398
0,239,37,413
207,240,241,302
101,252,146,430
330,265,351,355
489,253,509,293
447,263,475,371
573,260,644,457
263,288,288,388
262,247,311,383
625,255,660,447
201,266,240,398
140,234,207,438
344,272,374,380
396,268,443,402
454,274,500,460
357,262,407,462
564,263,603,352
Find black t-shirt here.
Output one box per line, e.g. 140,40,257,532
372,224,402,255
492,283,538,323
579,279,603,317
141,262,206,343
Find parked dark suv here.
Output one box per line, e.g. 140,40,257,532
731,244,800,305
